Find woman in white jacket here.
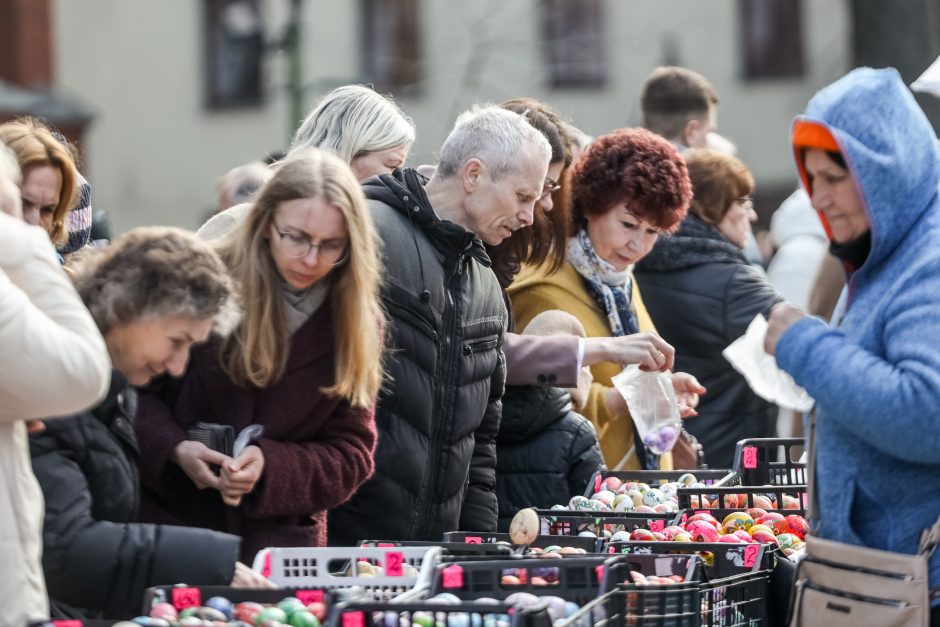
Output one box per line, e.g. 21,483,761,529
0,144,110,625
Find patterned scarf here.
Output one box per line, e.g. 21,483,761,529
566,228,639,337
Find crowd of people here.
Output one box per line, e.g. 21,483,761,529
2,63,939,624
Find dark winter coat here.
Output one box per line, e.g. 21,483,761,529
635,214,783,468
136,305,378,562
329,168,507,544
29,371,239,618
496,385,604,531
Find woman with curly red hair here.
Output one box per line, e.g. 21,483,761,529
509,128,698,470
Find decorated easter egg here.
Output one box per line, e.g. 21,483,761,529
776,533,802,550
661,526,685,541
612,494,635,512
674,531,693,542
255,607,288,626
234,604,265,624
782,495,801,510
568,495,591,510
747,523,775,536
677,473,697,487
610,530,631,543
509,508,540,545
785,515,810,538
718,534,745,543
592,490,616,506
278,597,306,616
769,519,793,536
746,508,768,520
685,513,720,530
204,597,233,620
752,495,775,510
633,505,656,513
149,603,178,621
630,528,656,541
660,482,679,498
721,512,754,534
686,520,720,542
602,477,622,492
757,512,785,525
732,530,754,543
750,529,779,545
288,610,321,627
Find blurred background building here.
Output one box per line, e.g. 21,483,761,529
1,0,938,234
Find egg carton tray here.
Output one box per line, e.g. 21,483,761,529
441,531,602,553
582,468,735,497
251,545,442,600
731,437,807,486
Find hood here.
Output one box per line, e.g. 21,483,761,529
637,213,749,272
770,188,827,247
363,167,491,267
498,385,573,442
791,67,940,277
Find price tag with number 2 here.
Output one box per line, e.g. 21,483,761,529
742,446,758,470
385,551,404,577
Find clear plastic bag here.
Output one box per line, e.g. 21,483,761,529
611,364,681,454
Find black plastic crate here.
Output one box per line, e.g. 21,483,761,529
676,484,806,515
326,599,552,627
732,438,806,486
554,581,702,627
142,585,334,615
584,469,734,496
441,531,601,553
609,542,772,579
700,570,771,626
536,509,678,537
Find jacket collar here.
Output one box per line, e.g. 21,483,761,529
637,214,749,272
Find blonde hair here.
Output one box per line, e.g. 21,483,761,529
289,85,415,164
217,148,384,407
0,117,78,244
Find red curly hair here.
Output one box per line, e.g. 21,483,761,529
571,127,691,234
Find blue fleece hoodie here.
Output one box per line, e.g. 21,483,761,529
777,67,940,598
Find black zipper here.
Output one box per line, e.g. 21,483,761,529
463,337,499,355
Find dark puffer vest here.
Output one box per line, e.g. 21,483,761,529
329,169,508,544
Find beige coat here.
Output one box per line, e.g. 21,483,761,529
0,214,110,625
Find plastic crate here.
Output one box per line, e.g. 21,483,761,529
536,509,678,538
554,581,701,627
251,546,441,600
609,542,773,579
732,438,806,486
326,599,552,627
360,539,515,558
584,468,735,496
141,584,335,615
676,484,807,515
441,531,601,553
700,570,771,626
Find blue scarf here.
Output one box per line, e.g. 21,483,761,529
566,228,639,337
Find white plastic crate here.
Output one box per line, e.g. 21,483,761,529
251,545,441,600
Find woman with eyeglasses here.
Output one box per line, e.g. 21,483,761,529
633,148,782,469
135,149,384,561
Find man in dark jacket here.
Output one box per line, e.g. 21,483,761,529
329,105,551,543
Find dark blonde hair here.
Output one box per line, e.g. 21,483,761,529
684,148,755,226
217,148,384,407
73,227,239,336
0,117,78,244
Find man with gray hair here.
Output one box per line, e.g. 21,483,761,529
329,105,551,544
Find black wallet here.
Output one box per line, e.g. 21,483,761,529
186,422,235,457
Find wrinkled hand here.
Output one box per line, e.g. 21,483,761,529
220,445,265,507
764,302,807,356
230,561,276,588
598,332,675,372
171,440,231,491
671,372,706,418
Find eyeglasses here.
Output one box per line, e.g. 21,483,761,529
272,222,349,265
540,178,562,200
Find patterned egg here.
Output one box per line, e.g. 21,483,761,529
509,508,540,545
627,490,645,507
750,530,778,545
660,526,685,540
756,512,785,526
633,505,656,513
752,495,776,510
785,515,810,538
685,513,720,530
612,494,634,512
630,528,656,541
732,530,754,543
660,482,679,498
677,473,697,487
776,533,802,550
746,508,768,520
769,519,793,536
718,534,745,543
636,483,651,494
782,495,802,510
721,512,754,534
568,495,591,510
643,488,665,507
674,531,693,542
747,524,775,537
591,490,616,506
686,520,720,542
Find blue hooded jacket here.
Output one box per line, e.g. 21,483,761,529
777,67,940,598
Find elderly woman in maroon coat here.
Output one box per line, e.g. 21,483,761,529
136,149,384,561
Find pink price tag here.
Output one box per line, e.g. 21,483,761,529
743,544,760,568
386,551,404,576
595,564,604,583
648,519,665,532
442,564,464,589
261,551,272,577
172,587,201,610
52,622,83,627
295,589,324,604
743,446,758,469
377,542,396,547
594,474,602,494
608,545,616,554
464,535,483,544
342,611,365,627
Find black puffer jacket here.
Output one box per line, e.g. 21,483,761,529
635,215,783,469
329,169,507,544
496,385,604,531
29,371,240,618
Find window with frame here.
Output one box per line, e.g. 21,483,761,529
361,0,423,97
740,0,805,79
203,0,265,108
541,0,607,88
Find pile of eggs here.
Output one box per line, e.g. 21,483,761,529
117,595,328,627
687,491,803,510
555,474,705,516
609,510,809,557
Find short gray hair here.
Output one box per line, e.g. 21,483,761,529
73,227,241,336
437,105,552,181
289,85,415,164
0,141,21,186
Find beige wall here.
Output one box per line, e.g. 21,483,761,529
53,0,850,234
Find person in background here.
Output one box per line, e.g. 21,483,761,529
635,149,782,468
137,149,384,561
328,106,550,545
215,161,271,213
0,117,79,252
640,66,718,151
765,68,940,622
198,84,415,241
30,228,271,619
509,128,699,471
0,142,110,625
496,310,604,531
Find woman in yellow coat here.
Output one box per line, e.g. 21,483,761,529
509,128,698,470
